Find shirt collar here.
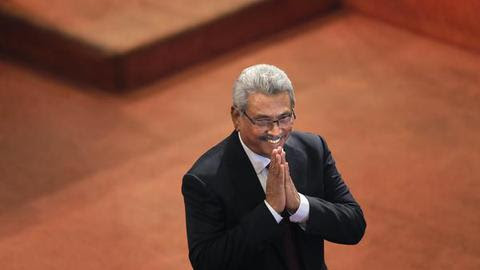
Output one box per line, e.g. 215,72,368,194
238,132,270,174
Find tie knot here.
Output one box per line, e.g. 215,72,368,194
281,210,291,218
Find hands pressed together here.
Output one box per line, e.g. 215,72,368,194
265,146,300,215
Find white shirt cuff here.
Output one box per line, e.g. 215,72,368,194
289,193,310,223
264,200,283,224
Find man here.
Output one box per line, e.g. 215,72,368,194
182,64,366,270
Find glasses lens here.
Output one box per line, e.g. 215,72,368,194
255,119,271,128
246,112,294,128
278,115,292,127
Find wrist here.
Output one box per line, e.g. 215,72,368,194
266,198,284,213
287,194,300,212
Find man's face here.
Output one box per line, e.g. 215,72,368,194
232,91,294,158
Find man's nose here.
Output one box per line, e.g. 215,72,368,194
267,121,282,136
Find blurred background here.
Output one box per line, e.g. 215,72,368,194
1,0,479,269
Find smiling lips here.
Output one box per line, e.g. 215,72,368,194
266,136,282,144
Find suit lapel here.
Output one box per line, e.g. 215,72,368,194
224,131,266,217
284,140,307,194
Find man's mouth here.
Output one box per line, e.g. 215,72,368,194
267,138,281,144
264,136,282,144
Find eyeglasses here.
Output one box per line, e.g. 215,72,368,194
242,110,296,129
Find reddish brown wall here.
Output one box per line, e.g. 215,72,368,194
344,0,480,52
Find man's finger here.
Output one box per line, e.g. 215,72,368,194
273,152,282,177
279,164,285,184
270,148,277,174
284,161,288,183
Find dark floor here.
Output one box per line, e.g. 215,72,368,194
1,11,479,270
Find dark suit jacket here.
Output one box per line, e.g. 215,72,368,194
182,131,366,270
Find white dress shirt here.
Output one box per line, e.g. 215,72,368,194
238,133,309,226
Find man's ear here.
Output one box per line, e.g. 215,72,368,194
230,106,241,131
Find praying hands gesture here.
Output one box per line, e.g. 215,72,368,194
265,146,300,214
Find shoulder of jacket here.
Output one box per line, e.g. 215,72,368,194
185,137,228,182
289,131,325,148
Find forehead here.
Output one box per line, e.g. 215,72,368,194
246,92,291,116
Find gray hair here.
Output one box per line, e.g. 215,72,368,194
232,64,295,112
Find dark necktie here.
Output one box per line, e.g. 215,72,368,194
281,213,303,270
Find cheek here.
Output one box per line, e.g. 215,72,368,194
243,129,262,143
246,128,264,138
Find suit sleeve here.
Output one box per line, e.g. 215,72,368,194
182,173,280,270
305,136,366,244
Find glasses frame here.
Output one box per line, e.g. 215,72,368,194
242,109,296,129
